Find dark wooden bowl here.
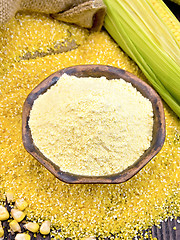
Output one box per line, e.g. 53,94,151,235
22,65,166,184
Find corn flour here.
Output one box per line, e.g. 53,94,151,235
29,73,154,176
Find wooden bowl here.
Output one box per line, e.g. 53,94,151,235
22,65,166,184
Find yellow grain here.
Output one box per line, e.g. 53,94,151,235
24,222,39,233
0,221,4,238
9,220,21,233
6,191,14,203
11,209,26,222
15,198,28,211
40,221,51,235
0,206,9,221
15,233,31,240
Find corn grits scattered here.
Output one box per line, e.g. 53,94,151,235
1,11,180,240
29,74,154,176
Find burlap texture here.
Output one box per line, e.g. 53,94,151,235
0,0,106,30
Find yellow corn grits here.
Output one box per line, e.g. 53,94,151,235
0,12,180,239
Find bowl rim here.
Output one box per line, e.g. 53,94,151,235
22,64,166,184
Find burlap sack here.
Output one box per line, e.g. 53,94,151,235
0,0,106,30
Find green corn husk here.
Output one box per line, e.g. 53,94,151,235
103,0,180,117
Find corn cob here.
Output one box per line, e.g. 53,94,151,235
103,0,180,117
